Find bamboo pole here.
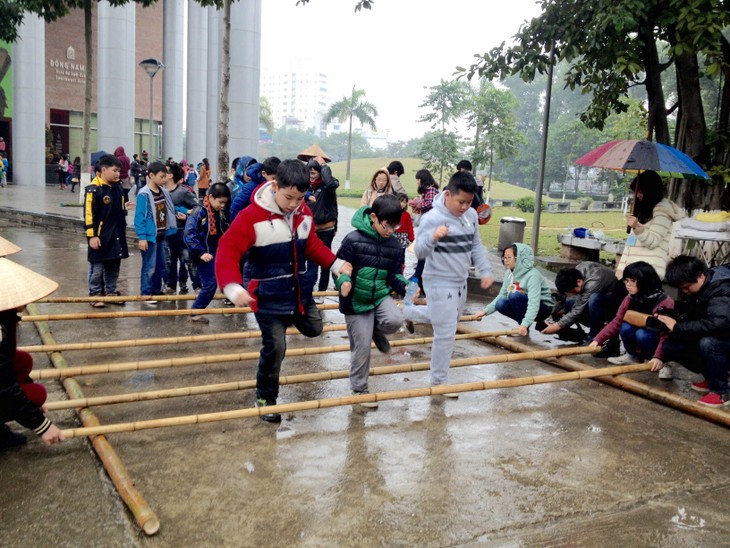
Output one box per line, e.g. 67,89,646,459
38,290,340,303
26,304,160,535
59,363,651,438
19,314,484,353
457,325,730,429
21,303,340,322
31,328,517,380
46,329,527,410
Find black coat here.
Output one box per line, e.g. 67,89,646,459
83,180,129,262
673,265,730,340
309,164,339,228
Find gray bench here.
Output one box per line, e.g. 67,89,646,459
601,201,622,209
547,202,570,212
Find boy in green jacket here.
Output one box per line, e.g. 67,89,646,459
335,195,408,408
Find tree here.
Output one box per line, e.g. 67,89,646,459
258,126,319,160
323,87,378,189
319,131,376,162
464,79,524,201
417,79,469,182
259,96,274,136
462,0,730,210
417,131,463,185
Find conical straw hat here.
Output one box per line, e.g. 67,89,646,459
297,144,332,163
0,258,58,311
0,236,21,257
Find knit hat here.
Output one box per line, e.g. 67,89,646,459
297,144,331,163
0,258,58,311
0,236,21,257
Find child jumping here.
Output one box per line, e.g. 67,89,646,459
403,171,494,396
184,183,231,324
215,159,352,423
335,194,409,408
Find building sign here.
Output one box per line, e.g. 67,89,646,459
48,46,86,85
0,41,12,119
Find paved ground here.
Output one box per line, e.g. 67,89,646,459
2,183,730,546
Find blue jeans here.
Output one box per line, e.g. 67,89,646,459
619,322,659,360
140,238,166,296
88,260,121,296
564,286,626,339
495,292,552,328
165,231,200,290
663,336,730,394
191,258,217,310
254,301,323,402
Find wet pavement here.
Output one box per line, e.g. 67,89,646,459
2,184,730,546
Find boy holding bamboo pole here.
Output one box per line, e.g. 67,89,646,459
215,159,352,423
334,194,409,409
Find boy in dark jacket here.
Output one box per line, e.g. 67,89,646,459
215,160,352,423
83,154,129,308
184,183,231,323
306,157,339,296
658,255,730,407
335,195,408,408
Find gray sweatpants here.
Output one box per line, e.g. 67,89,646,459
345,296,404,392
403,282,467,386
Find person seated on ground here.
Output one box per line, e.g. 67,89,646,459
0,257,65,449
656,255,730,408
588,261,674,376
543,261,627,341
476,243,553,336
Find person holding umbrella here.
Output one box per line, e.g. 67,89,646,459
615,170,683,280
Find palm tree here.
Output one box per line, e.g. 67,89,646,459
323,87,377,189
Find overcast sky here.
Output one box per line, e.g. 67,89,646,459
260,0,543,141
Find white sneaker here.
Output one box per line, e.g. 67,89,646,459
607,353,638,365
314,296,324,305
658,364,673,380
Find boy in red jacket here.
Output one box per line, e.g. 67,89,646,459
215,160,352,423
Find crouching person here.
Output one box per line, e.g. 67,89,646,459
658,255,730,407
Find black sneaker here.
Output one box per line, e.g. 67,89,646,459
404,320,415,334
222,298,235,307
0,425,27,449
179,286,189,295
556,326,587,343
255,398,281,423
372,331,391,353
594,338,621,358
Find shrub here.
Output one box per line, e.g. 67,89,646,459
515,196,547,212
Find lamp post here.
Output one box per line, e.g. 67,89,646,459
138,58,164,160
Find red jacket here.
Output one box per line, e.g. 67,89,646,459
215,181,339,315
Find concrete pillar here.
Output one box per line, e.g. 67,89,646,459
228,0,261,160
12,13,46,186
97,1,135,157
186,0,208,166
206,7,220,181
162,0,184,161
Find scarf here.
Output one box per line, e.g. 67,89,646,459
628,288,665,314
203,195,217,236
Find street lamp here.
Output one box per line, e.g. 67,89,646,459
138,58,164,160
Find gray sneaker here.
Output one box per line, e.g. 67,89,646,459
658,363,673,380
352,390,378,409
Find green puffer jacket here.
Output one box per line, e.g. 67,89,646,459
335,206,408,314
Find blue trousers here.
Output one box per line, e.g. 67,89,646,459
191,259,217,310
88,259,121,296
140,238,166,296
663,336,730,395
495,291,551,328
618,322,659,360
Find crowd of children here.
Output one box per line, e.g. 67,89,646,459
5,157,730,449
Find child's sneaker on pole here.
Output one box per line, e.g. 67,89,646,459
372,331,391,353
657,363,673,380
607,353,638,365
255,398,282,423
352,390,378,409
697,391,730,408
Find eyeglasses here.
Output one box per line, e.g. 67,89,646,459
501,255,515,263
379,220,401,232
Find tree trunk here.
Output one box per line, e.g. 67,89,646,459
217,0,231,183
673,52,711,211
79,0,93,202
345,111,353,190
640,24,670,144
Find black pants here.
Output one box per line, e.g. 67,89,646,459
314,228,336,292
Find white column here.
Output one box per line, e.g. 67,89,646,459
228,0,261,160
162,0,184,161
186,0,208,166
206,8,221,181
97,1,135,156
12,13,46,186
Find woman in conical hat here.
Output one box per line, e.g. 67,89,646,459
297,144,332,163
0,258,65,448
0,235,21,257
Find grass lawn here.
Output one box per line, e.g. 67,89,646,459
331,157,628,257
